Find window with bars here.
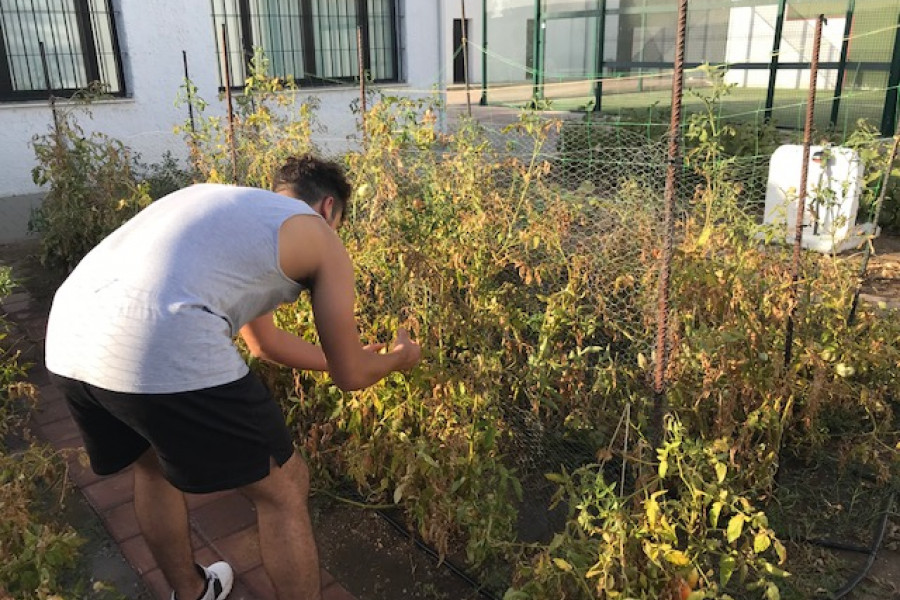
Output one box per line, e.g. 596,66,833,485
0,0,124,101
211,0,400,89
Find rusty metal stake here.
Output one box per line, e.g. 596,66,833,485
651,0,688,449
784,14,825,369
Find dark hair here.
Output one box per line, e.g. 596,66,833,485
273,155,352,214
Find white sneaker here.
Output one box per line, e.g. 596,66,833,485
170,562,234,600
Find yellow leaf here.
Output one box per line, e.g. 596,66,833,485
665,549,691,566
553,558,574,572
715,462,727,483
696,226,712,248
709,501,723,528
646,498,660,527
726,514,745,543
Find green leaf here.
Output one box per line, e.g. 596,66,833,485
548,533,565,552
545,472,567,484
754,532,772,553
720,554,736,587
710,501,724,528
726,514,745,543
766,582,781,600
418,451,439,468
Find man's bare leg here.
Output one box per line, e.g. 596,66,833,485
241,452,321,600
132,449,206,600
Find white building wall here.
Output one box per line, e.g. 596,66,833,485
0,0,440,240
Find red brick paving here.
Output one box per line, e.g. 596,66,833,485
104,501,142,542
2,289,358,600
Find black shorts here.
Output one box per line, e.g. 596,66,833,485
49,371,294,493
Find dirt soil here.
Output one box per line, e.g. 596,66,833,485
859,235,900,308
1,236,898,600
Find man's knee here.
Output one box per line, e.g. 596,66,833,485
133,449,165,480
243,453,310,508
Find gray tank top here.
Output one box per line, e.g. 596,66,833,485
45,183,320,393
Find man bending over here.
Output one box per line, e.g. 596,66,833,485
45,155,421,600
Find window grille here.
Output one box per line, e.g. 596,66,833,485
0,0,124,101
211,0,400,88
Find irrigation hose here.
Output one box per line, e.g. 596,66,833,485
320,484,894,600
374,507,503,600
829,491,896,600
317,485,502,600
794,537,869,555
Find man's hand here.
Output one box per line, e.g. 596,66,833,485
387,328,422,371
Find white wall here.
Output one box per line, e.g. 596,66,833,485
0,0,441,238
0,0,217,199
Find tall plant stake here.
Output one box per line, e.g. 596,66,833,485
182,50,195,134
784,14,825,368
651,0,688,449
358,25,367,145
38,42,60,136
220,24,238,184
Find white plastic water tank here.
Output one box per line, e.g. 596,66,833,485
763,144,879,253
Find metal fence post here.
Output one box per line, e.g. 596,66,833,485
480,0,488,106
461,0,472,117
880,9,900,137
531,0,544,101
765,0,787,122
830,0,855,129
593,0,607,113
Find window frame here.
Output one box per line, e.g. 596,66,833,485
0,0,125,102
213,0,401,90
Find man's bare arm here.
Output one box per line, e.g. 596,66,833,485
277,215,420,391
239,313,328,371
